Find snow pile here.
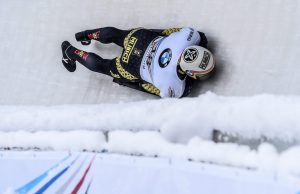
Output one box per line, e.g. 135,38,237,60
107,130,300,176
0,130,105,151
1,130,300,176
1,92,300,142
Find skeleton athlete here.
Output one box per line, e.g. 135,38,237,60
61,27,215,98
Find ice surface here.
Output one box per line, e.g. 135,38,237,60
0,0,300,105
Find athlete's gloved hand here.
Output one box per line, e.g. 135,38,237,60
75,31,91,45
198,32,208,48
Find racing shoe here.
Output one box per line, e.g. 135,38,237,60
75,31,91,45
61,41,76,72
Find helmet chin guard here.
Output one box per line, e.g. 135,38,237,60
179,46,215,80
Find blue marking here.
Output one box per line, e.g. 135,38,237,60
34,166,68,194
85,179,93,194
15,154,71,194
34,155,79,194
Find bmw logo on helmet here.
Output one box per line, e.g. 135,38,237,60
159,48,172,68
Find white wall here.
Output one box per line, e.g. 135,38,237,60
0,0,299,105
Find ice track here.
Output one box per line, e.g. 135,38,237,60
0,0,300,105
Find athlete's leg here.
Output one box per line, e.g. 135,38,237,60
75,27,130,47
61,41,116,76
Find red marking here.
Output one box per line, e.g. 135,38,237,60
74,49,81,55
71,155,96,194
82,53,89,60
88,31,100,40
74,50,89,61
87,34,93,40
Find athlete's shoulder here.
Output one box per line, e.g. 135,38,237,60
179,27,200,39
173,27,200,46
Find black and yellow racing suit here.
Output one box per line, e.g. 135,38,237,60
72,27,208,97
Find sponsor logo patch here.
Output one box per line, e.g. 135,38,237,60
199,51,210,70
88,31,100,40
122,37,138,63
145,37,161,67
74,50,89,60
183,48,198,63
133,48,142,57
187,28,194,41
143,37,163,81
159,48,172,68
168,87,175,97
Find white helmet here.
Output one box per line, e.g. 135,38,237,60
179,46,215,80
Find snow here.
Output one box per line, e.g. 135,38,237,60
0,130,105,151
1,92,300,142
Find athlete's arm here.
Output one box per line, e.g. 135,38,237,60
181,77,194,97
75,27,130,47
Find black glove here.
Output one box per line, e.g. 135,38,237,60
75,31,91,45
198,32,208,48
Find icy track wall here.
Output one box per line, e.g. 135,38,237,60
0,0,300,105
